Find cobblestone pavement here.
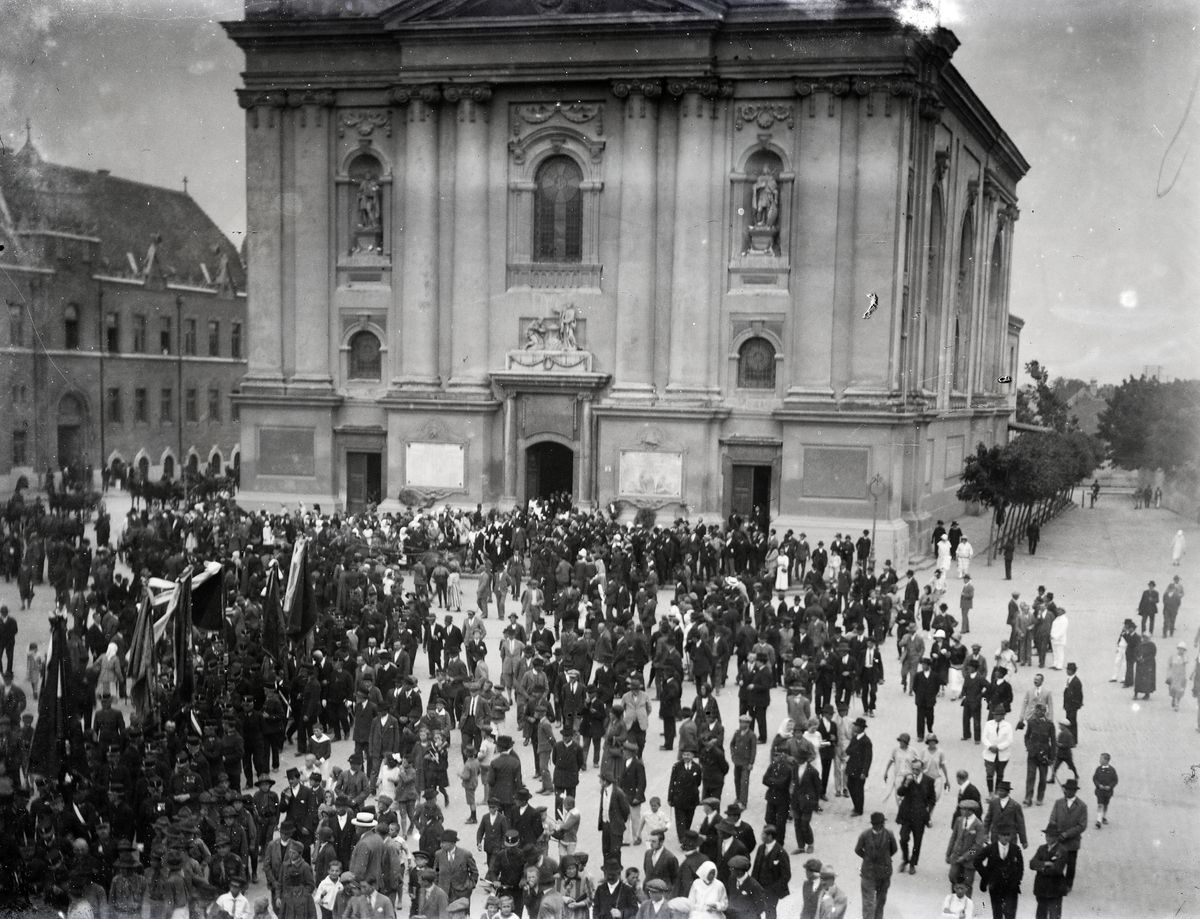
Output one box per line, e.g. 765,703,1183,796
2,491,1197,918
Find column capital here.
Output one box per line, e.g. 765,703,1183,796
285,88,336,108
390,83,442,106
664,77,731,99
442,83,493,105
611,79,662,99
236,88,288,110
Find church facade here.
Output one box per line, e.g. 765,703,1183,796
225,0,1027,560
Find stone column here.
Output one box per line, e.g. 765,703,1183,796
444,83,493,394
237,90,287,389
392,84,442,390
501,393,518,504
287,89,336,389
610,80,661,400
665,79,721,400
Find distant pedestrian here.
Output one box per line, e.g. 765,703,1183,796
853,812,897,919
1001,542,1014,581
1049,611,1068,672
1161,576,1183,637
1025,522,1039,556
1138,581,1160,635
1133,633,1157,700
1029,828,1069,919
1089,480,1099,508
1171,530,1186,567
1166,643,1189,710
1091,753,1118,829
958,577,974,634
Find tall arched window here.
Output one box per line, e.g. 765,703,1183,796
163,455,175,479
987,232,1005,388
533,156,583,262
348,330,382,380
954,212,975,392
737,337,777,389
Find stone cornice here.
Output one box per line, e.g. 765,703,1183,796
664,77,731,99
236,89,288,110
793,74,922,117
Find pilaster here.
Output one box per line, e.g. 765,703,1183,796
610,79,661,401
391,84,443,391
444,83,494,395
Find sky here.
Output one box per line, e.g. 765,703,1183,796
3,0,1198,384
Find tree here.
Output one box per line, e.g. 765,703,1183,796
1015,360,1076,432
1098,376,1200,473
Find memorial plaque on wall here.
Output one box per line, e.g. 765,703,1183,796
258,427,316,477
405,442,465,489
619,450,683,498
801,446,869,499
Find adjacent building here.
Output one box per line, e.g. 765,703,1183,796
225,0,1027,559
0,134,246,492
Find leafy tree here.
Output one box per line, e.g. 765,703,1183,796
1098,376,1200,472
957,431,1100,510
1015,360,1075,432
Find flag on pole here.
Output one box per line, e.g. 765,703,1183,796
262,562,284,663
284,536,319,639
28,613,73,778
128,592,158,721
172,565,194,706
189,561,225,631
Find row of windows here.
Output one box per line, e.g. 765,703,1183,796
103,386,237,424
5,305,242,358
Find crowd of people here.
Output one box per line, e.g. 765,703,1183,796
0,486,1192,919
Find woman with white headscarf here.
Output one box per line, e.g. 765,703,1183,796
687,862,727,919
97,641,125,700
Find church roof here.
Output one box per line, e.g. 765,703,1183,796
0,139,244,291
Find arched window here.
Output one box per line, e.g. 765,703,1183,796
348,330,382,380
64,304,80,350
737,337,776,389
922,190,945,393
533,156,583,262
163,455,175,479
954,212,975,392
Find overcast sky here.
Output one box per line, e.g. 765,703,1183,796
4,0,1198,384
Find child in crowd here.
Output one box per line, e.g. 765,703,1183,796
459,745,481,824
26,643,45,700
641,797,670,838
1092,753,1118,828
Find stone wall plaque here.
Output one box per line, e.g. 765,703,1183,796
405,442,465,489
619,450,683,499
259,427,316,477
801,446,868,499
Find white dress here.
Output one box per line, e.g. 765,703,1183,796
956,541,974,577
687,867,728,919
775,554,790,591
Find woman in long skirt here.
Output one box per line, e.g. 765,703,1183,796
1165,642,1189,709
1133,634,1157,700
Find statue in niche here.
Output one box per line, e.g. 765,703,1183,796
555,304,579,350
521,303,581,351
356,178,382,229
752,167,779,228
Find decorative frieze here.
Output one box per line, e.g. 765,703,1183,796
793,75,921,117
338,110,392,138
511,101,604,137
734,103,794,131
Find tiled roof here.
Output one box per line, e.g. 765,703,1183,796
0,140,244,290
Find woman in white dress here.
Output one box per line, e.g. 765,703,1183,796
687,862,727,919
1172,530,1186,567
376,753,401,802
1049,609,1069,670
936,535,952,572
955,537,974,578
774,552,790,592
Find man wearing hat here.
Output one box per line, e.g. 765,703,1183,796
1045,778,1087,892
1021,703,1055,806
280,766,317,846
751,825,790,919
854,812,897,919
797,857,824,919
667,750,703,841
435,829,479,905
618,740,648,845
814,865,847,919
912,658,939,744
976,828,1025,919
108,842,147,918
212,871,251,919
1029,826,1069,917
984,781,1027,848
638,878,671,919
486,736,524,809
349,811,383,887
265,821,298,908
945,798,987,896
725,854,765,919
488,830,528,912
599,776,631,862
714,818,749,885
895,760,935,875
594,857,639,919
845,717,872,818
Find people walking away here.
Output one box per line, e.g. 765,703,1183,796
854,812,897,919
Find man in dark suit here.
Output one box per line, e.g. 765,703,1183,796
714,820,749,885
351,688,377,759
667,750,703,840
674,830,706,898
552,725,585,816
1045,778,1087,892
599,777,630,862
509,788,544,850
434,829,479,904
618,742,648,845
895,759,936,874
844,717,872,817
911,658,939,742
790,750,822,855
1062,663,1083,741
977,829,1025,919
751,825,791,919
593,858,639,919
642,828,680,892
278,767,316,846
797,857,824,919
746,652,774,742
726,855,766,919
486,735,524,808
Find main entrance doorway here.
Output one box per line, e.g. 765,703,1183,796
346,451,382,513
525,442,574,500
730,464,772,529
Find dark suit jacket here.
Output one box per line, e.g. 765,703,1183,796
845,734,872,778
593,881,638,919
977,841,1025,896
791,762,822,812
600,784,631,834
715,839,749,885
487,751,523,806
751,842,791,901
618,757,648,806
983,796,1027,848
1046,796,1087,852
1063,676,1083,713
643,847,680,891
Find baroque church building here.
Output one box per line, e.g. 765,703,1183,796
225,0,1027,559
